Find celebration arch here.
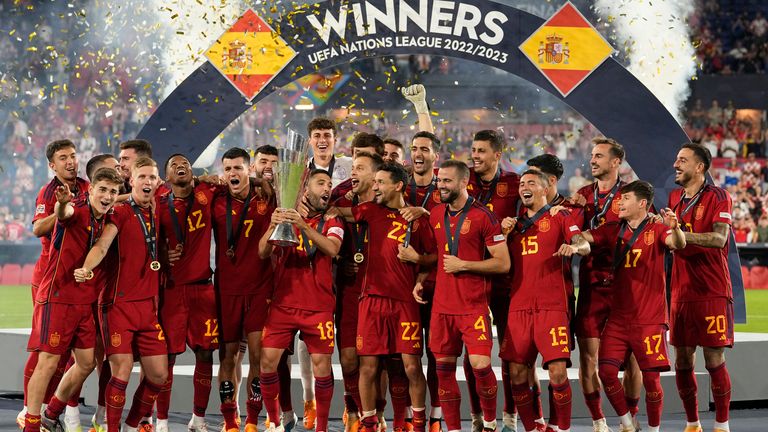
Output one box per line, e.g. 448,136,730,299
136,0,745,320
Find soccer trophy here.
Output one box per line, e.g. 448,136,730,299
267,128,310,247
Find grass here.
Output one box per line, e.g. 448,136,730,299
1,285,767,333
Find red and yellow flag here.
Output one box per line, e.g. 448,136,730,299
205,9,297,100
520,2,614,97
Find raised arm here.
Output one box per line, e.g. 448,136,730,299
74,223,118,282
402,84,434,133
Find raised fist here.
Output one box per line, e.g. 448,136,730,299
401,84,428,114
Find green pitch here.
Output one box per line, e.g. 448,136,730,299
1,285,768,332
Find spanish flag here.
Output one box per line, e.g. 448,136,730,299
205,9,296,100
520,2,614,97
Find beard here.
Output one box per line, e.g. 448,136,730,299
440,189,460,204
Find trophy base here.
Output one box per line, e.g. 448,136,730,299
267,222,300,247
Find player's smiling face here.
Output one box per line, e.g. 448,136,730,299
437,167,464,204
306,173,332,211
166,155,192,185
351,157,375,194
471,140,500,176
372,170,400,205
130,165,159,204
253,152,278,183
89,180,121,216
223,156,249,196
618,192,644,219
590,143,618,180
309,128,335,160
519,173,547,208
383,143,403,164
673,148,701,186
410,137,437,175
50,147,78,182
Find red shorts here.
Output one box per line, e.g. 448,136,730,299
574,285,612,339
28,302,97,355
217,293,269,343
160,282,219,354
356,296,422,356
499,310,572,368
429,311,493,357
670,298,734,348
262,304,335,355
99,299,167,357
336,288,360,350
599,320,670,372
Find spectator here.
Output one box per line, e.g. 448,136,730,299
757,213,768,242
568,167,590,196
721,131,741,158
708,100,723,125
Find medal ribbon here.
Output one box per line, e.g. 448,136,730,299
168,191,195,246
128,197,158,264
477,169,501,205
612,217,651,272
672,183,707,232
301,218,327,259
443,197,475,256
516,204,552,234
408,175,437,207
225,189,253,256
591,179,622,229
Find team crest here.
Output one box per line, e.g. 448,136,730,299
111,333,122,347
356,335,363,351
49,332,60,348
496,183,508,198
412,220,419,232
460,220,472,234
644,230,654,245
694,205,704,221
257,200,268,215
111,394,126,404
195,191,208,206
432,191,441,203
539,218,551,233
611,198,621,214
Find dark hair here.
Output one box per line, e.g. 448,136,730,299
377,162,409,186
91,167,123,186
526,153,564,180
307,117,336,136
681,142,712,171
520,169,551,187
119,139,153,158
440,159,470,180
307,168,332,182
592,137,625,162
411,131,441,151
621,180,654,209
383,138,404,149
473,130,504,152
86,154,117,181
45,139,76,162
354,151,384,172
163,153,190,174
255,144,278,157
352,132,385,156
221,147,250,164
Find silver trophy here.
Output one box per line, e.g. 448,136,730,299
268,129,310,247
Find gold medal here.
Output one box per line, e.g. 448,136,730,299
84,269,94,281
353,252,364,264
226,248,235,259
150,261,161,271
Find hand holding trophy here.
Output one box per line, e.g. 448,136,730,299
268,129,310,247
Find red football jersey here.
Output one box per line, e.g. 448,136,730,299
353,202,434,303
332,195,367,299
668,185,733,302
271,214,345,312
36,201,105,305
508,211,581,312
211,189,275,296
157,183,216,285
429,200,506,315
468,169,519,297
576,181,625,289
32,177,90,287
590,220,671,325
403,175,441,285
100,201,160,304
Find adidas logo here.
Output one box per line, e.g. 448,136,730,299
561,347,569,353
413,342,421,348
387,213,397,219
434,223,441,229
720,335,727,341
656,354,666,361
478,334,487,341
